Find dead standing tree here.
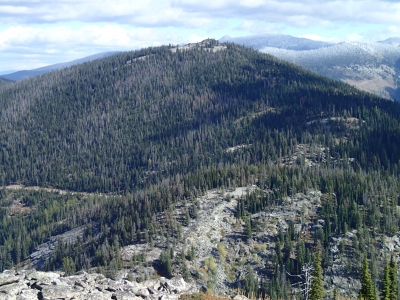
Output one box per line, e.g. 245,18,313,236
288,263,314,300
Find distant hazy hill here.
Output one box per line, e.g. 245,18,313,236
260,41,400,101
0,51,119,81
219,34,333,50
0,70,17,76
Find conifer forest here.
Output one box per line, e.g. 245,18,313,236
0,40,399,299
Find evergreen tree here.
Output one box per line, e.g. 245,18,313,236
186,245,196,261
245,218,252,240
381,259,391,300
360,255,377,300
244,265,259,297
389,255,398,300
310,251,325,300
4,253,13,270
182,261,190,281
62,256,76,276
275,241,282,265
333,287,340,300
159,250,173,278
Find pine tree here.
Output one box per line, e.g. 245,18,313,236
182,261,190,281
245,218,252,240
389,255,397,300
310,251,325,300
160,250,173,278
381,259,391,300
62,256,76,276
244,265,259,297
360,255,377,300
186,245,195,261
333,287,340,300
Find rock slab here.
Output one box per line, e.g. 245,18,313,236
0,269,198,300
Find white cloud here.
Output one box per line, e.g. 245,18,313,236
356,25,400,43
186,34,209,43
170,0,400,27
0,24,185,71
0,25,170,50
0,0,211,28
345,33,365,42
386,25,400,36
1,0,400,71
0,5,29,14
1,0,399,28
235,21,280,34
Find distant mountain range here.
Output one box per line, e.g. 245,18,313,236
220,34,333,50
220,34,400,101
0,51,119,81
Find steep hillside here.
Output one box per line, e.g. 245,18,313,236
1,40,400,299
1,39,384,193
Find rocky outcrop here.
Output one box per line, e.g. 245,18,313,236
0,269,197,300
29,225,98,270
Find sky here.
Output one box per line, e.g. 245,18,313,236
1,0,400,73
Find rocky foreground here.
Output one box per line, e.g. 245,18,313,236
0,269,198,300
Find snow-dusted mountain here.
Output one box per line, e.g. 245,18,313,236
221,35,400,101
378,37,400,46
220,34,333,50
260,41,400,101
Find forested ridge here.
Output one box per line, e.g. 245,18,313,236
0,40,399,298
0,77,12,87
1,39,396,193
